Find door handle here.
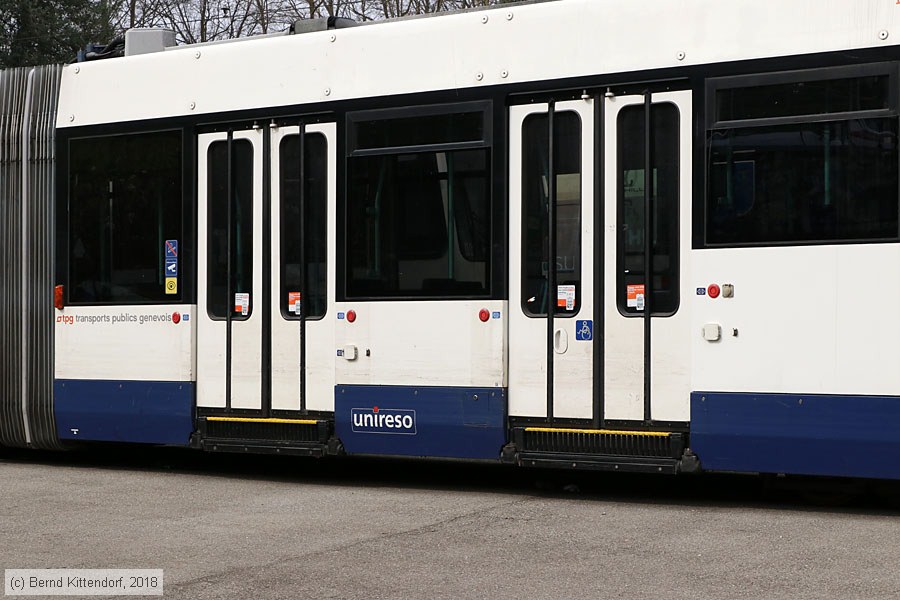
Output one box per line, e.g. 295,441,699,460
554,328,568,354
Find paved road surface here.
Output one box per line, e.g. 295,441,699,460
2,447,899,599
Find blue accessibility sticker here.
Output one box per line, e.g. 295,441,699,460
575,320,593,341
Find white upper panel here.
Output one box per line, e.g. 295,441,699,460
57,0,899,128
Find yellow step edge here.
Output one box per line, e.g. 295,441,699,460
205,417,320,425
524,427,671,437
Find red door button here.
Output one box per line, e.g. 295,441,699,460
478,309,490,322
708,284,721,299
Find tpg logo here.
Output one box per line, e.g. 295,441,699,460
351,407,417,435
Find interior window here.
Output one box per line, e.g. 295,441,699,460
354,111,485,150
715,75,890,122
345,104,491,299
708,119,898,245
707,68,899,246
68,130,182,304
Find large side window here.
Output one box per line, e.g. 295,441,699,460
706,65,899,245
345,103,491,299
521,111,582,317
280,133,328,319
617,103,680,317
207,139,254,320
68,130,182,304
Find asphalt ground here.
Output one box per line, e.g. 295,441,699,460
2,446,900,600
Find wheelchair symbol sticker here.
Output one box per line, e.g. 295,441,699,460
576,320,593,341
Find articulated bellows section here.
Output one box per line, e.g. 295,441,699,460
0,65,63,449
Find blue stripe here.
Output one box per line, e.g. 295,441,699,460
335,385,507,460
55,379,194,445
691,392,900,480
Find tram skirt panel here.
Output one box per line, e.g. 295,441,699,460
55,380,194,445
691,392,900,480
335,385,507,460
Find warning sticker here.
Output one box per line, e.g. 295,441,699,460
627,284,645,311
288,291,302,315
164,239,178,258
165,277,178,295
557,285,576,311
234,292,250,316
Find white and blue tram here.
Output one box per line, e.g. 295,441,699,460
3,0,900,480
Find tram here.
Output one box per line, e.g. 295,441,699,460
3,0,900,480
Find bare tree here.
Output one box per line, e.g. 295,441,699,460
101,0,524,45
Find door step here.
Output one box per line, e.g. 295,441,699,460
193,417,332,457
510,426,688,474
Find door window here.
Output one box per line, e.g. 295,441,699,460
521,111,582,317
279,133,328,319
207,139,254,320
616,103,680,317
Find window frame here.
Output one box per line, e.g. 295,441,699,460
519,109,584,319
615,101,681,319
205,137,255,322
347,101,492,158
279,131,329,322
342,101,494,301
704,62,900,248
706,62,899,130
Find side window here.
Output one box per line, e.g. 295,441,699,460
280,133,328,320
68,130,182,304
617,103,680,317
706,66,899,245
521,111,582,317
345,103,491,299
207,139,254,320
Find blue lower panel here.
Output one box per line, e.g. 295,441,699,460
335,385,507,460
692,392,900,480
55,379,194,445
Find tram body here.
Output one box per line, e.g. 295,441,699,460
4,0,900,479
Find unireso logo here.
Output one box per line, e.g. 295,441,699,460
351,407,416,435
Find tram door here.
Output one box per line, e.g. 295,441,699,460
269,124,336,413
509,92,692,424
197,130,264,411
509,100,596,419
603,91,692,423
197,124,336,413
